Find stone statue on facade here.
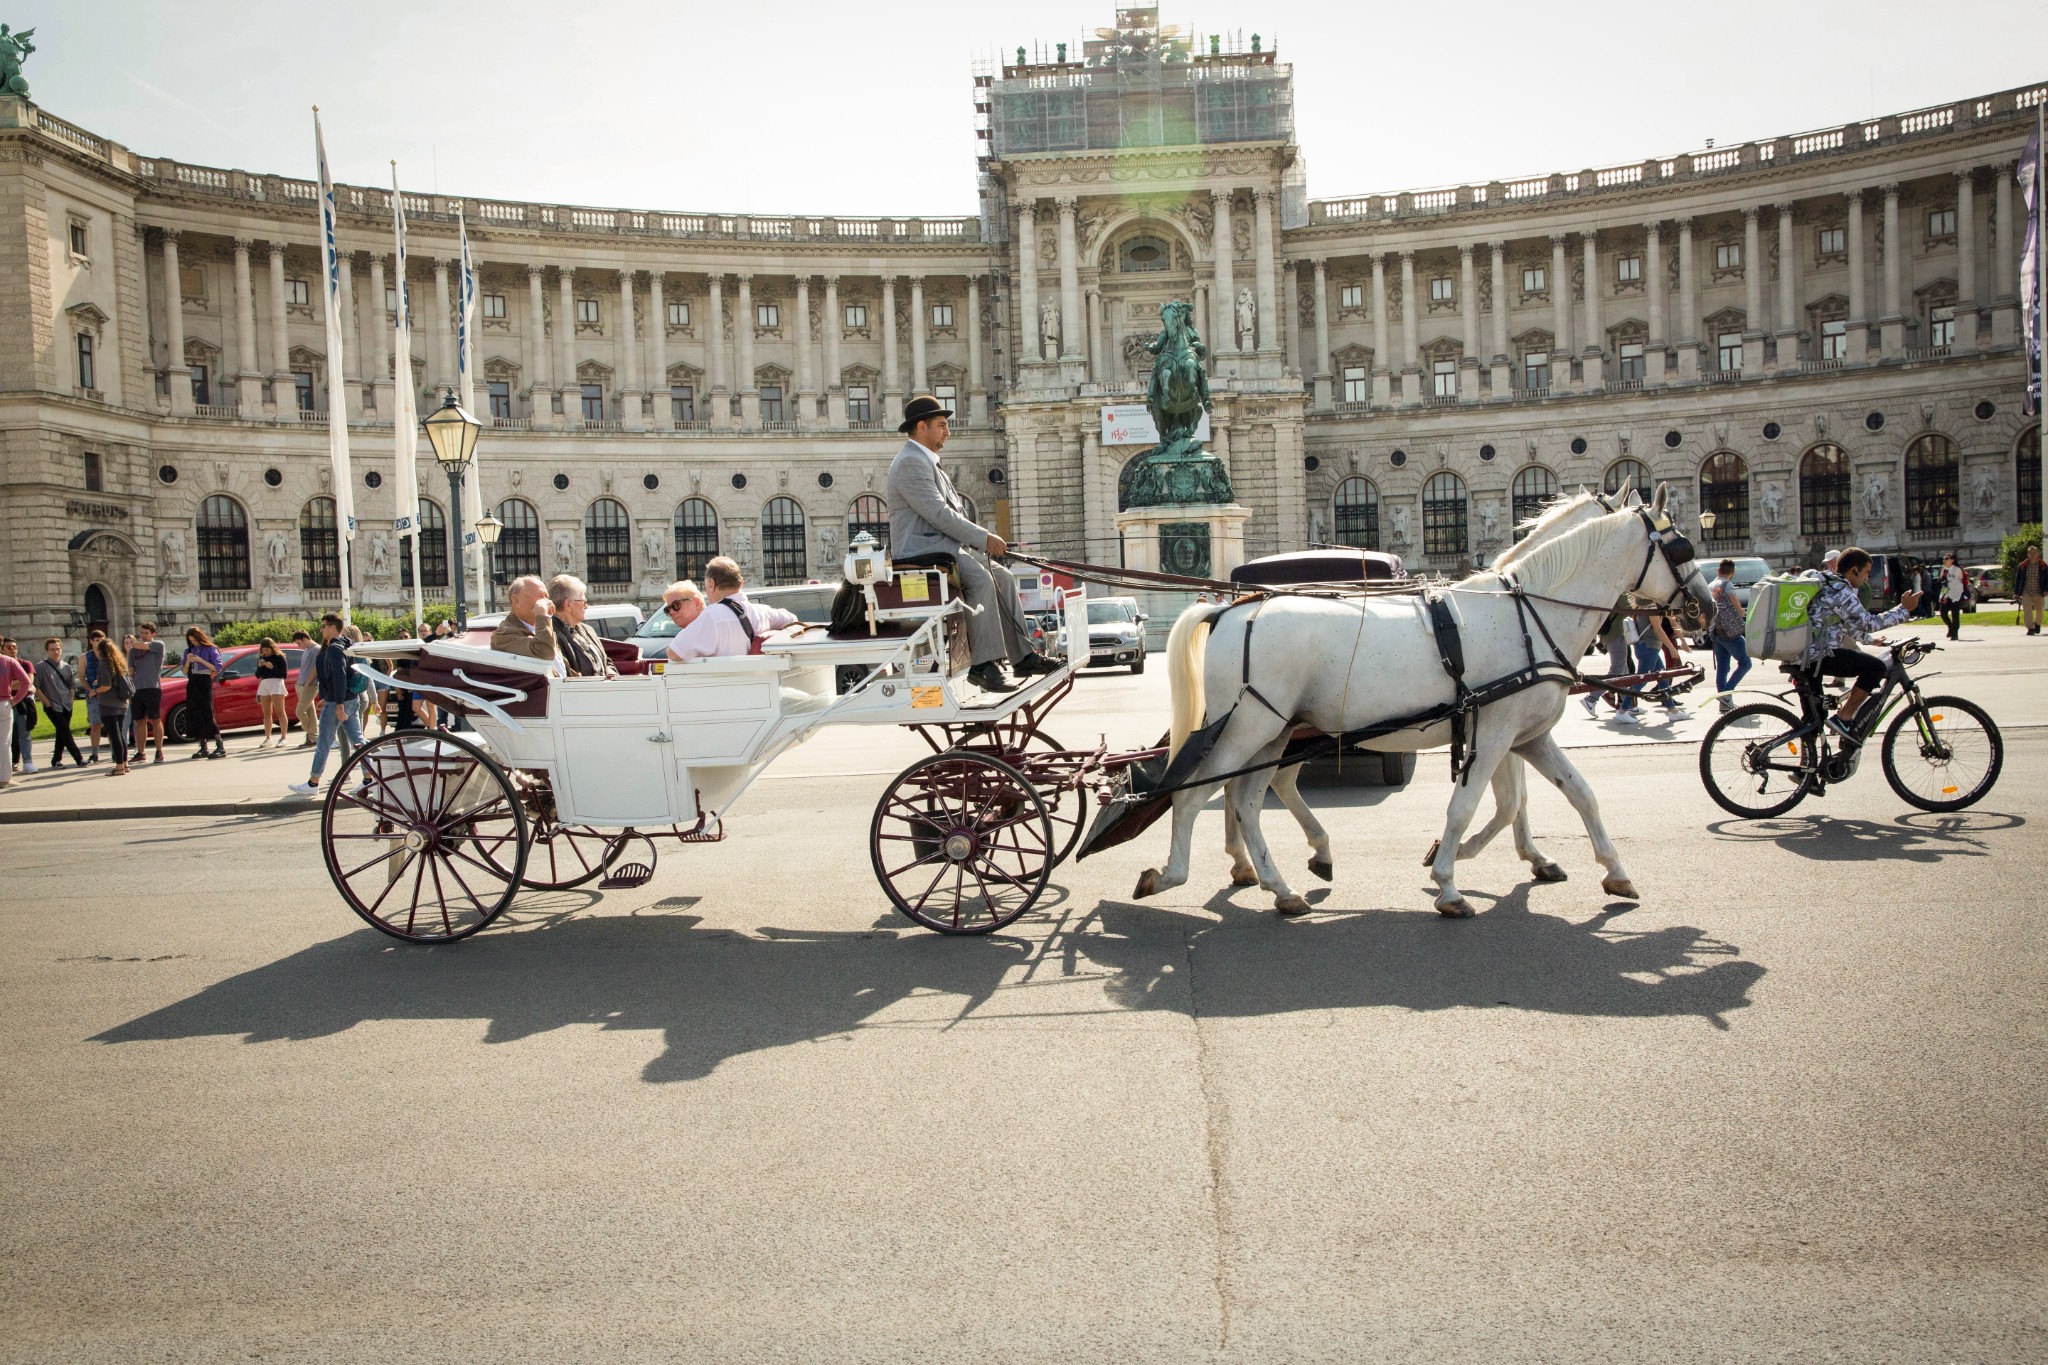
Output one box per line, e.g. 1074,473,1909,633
1972,466,1999,520
0,26,35,98
1309,507,1326,545
161,528,187,579
1235,288,1257,349
368,533,391,579
642,525,664,569
552,531,575,573
732,526,753,570
1862,473,1889,524
1118,300,1235,510
1038,299,1060,361
1759,481,1784,530
1121,332,1150,378
1390,504,1412,546
1478,500,1500,542
265,532,290,581
819,525,839,568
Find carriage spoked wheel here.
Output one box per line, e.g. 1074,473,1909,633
505,777,615,891
956,725,1086,866
320,730,529,943
870,751,1054,935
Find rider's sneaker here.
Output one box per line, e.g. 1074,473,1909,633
1826,716,1861,746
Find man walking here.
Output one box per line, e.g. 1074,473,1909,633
2015,544,2046,636
124,622,166,764
884,393,1055,693
287,614,364,796
1707,559,1753,713
34,638,83,769
291,629,320,745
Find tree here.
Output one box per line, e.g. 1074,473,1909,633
1998,523,2042,598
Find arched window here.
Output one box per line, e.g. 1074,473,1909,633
2017,426,2041,526
1510,465,1559,535
847,494,889,552
196,494,249,591
1699,452,1749,544
1118,235,1172,273
1422,471,1468,557
300,496,341,590
673,498,719,582
584,498,632,586
957,494,980,526
1799,443,1850,539
761,496,807,584
1332,476,1379,549
491,498,540,583
403,498,449,590
1603,458,1650,504
1905,434,1959,533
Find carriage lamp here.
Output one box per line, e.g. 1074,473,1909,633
1698,510,1717,533
422,389,484,628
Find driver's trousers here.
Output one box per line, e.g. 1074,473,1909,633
952,549,1034,667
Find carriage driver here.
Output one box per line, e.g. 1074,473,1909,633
884,393,1056,694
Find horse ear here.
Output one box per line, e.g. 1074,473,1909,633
1653,482,1669,513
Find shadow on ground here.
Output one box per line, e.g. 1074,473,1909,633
1705,809,2022,862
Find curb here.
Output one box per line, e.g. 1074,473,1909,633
0,796,320,825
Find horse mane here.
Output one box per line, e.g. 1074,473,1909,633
1482,493,1627,596
1489,491,1602,572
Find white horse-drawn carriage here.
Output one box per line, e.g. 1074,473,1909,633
321,540,1129,942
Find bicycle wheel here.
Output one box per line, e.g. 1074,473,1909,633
1881,695,2002,812
1699,702,1813,818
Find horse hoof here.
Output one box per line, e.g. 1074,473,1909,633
1230,866,1259,887
1274,895,1312,917
1308,857,1333,882
1422,839,1441,866
1600,877,1640,901
1135,869,1160,899
1533,862,1569,884
1436,899,1476,919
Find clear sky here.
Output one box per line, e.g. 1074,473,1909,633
11,1,2044,216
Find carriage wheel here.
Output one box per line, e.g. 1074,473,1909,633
320,730,528,943
956,726,1086,866
870,751,1054,935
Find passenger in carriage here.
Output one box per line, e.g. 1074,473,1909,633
666,557,800,662
489,574,565,673
546,573,618,679
660,579,705,632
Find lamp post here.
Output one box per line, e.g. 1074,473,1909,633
474,512,502,616
1699,510,1717,535
421,388,482,629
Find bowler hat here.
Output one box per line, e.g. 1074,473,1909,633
898,393,953,433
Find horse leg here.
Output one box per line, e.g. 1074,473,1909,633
1435,757,1521,863
1137,716,1289,900
1271,763,1333,881
1226,740,1308,914
1427,733,1518,917
1504,756,1568,883
1514,732,1634,899
1223,798,1258,887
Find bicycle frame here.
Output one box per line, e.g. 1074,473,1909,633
1767,648,1936,793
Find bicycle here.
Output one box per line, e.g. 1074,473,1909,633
1698,639,2002,817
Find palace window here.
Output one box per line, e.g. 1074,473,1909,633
756,303,780,329
1717,331,1744,373
576,298,600,325
1927,208,1957,239
482,293,506,319
849,494,889,552
1604,458,1651,504
1928,306,1956,349
487,382,512,419
294,371,316,412
1432,358,1457,398
844,303,868,330
300,497,341,591
1715,243,1742,271
69,220,89,257
761,496,807,584
1905,434,1959,532
1521,350,1550,391
934,384,958,415
580,383,605,422
585,498,632,586
932,303,954,329
1341,366,1367,404
1615,254,1642,284
1339,283,1363,310
491,499,540,583
1522,266,1546,294
1512,465,1559,536
76,333,95,390
1800,443,1851,539
1429,276,1454,303
1332,476,1379,549
196,495,250,591
1821,319,1849,360
1119,236,1171,272
673,498,719,580
1618,342,1646,383
179,266,205,301
667,301,690,327
286,278,311,307
1700,452,1749,544
1422,471,1468,557
190,364,211,406
1818,226,1846,256
671,384,696,423
403,499,449,590
385,286,399,314
760,386,785,423
84,451,103,492
846,385,871,423
2018,426,2041,525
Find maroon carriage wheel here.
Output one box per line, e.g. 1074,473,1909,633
319,730,529,943
954,726,1086,866
869,751,1054,935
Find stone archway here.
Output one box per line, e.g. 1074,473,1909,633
67,530,138,636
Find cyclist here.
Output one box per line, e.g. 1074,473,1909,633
1800,546,1921,743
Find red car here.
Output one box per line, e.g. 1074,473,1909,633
158,644,308,744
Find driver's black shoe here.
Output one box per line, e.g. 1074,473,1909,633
966,662,1019,693
1012,651,1059,677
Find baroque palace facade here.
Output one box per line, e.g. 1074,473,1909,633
0,6,2042,637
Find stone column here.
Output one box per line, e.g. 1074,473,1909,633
1253,189,1278,352
880,275,901,415
1310,257,1332,409
1458,244,1481,401
1281,261,1297,371
1955,172,1979,350
618,269,642,428
1369,253,1390,406
267,242,292,413
794,275,815,427
524,263,549,422
822,275,845,426
432,257,454,393
1880,183,1905,357
1084,285,1101,380
1741,209,1764,373
1776,204,1800,371
648,272,669,425
1016,201,1042,362
735,273,758,426
1488,242,1511,397
232,238,260,410
556,267,577,420
1581,230,1605,388
336,252,362,418
1398,250,1420,405
162,231,192,414
1675,219,1700,381
965,274,986,422
1992,164,2018,345
1211,189,1237,358
1845,192,1868,363
1640,224,1666,385
908,275,927,391
1056,198,1082,360
369,253,392,418
1549,234,1571,389
706,274,728,428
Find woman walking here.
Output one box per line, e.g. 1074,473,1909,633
1,638,35,775
254,638,291,746
182,626,226,759
86,636,132,776
1937,553,1967,641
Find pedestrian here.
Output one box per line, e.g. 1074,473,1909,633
291,629,319,746
254,638,291,745
1707,558,1753,713
1936,553,1966,642
84,636,133,776
124,621,167,764
2015,544,2047,636
182,626,226,759
342,624,375,742
1,639,34,774
80,628,106,764
1582,603,1631,719
34,638,84,769
0,640,31,784
288,613,364,796
1641,611,1685,716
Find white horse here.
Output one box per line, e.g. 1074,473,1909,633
1139,485,1715,916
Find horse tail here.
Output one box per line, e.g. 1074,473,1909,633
1166,604,1212,760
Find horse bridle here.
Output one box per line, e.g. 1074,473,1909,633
1588,491,1706,608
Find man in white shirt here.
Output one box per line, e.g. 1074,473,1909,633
666,557,801,661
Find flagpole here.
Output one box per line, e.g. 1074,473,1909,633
390,162,424,632
2036,102,2044,536
313,108,356,627
456,207,486,622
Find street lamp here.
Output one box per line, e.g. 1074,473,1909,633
474,512,502,615
1699,510,1718,534
421,388,482,629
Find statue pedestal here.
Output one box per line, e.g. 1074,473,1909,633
1116,503,1250,581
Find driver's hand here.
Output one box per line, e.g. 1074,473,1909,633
985,533,1008,558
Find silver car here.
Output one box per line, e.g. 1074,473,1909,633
1083,597,1147,674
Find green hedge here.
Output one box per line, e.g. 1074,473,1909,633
1998,523,2043,597
212,603,460,647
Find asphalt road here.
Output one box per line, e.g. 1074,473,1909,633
3,638,2044,1362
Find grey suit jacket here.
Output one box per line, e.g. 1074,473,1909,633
885,440,987,560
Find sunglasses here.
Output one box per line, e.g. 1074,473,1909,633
663,600,688,615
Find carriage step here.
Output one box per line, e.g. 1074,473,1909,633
599,862,656,889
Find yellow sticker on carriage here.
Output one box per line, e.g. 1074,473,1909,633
900,575,930,603
911,685,943,708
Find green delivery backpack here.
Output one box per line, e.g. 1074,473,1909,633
1744,572,1824,662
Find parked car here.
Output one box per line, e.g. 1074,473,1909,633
158,643,305,744
1966,563,2008,601
1080,596,1148,673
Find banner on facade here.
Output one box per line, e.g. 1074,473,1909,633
2022,110,2042,416
1100,403,1209,446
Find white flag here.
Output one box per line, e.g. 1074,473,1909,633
456,208,484,553
314,111,355,544
390,164,419,536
